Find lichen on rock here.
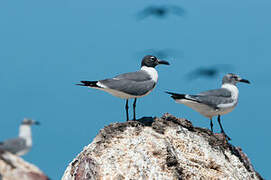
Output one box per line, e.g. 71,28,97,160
62,113,263,180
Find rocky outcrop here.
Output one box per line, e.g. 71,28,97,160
0,150,49,180
62,113,263,180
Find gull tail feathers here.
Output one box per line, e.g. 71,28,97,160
76,81,99,88
165,91,186,100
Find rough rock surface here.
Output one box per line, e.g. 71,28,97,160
62,113,263,180
0,150,49,180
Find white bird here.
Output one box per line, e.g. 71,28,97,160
166,73,250,140
77,55,170,121
0,118,40,156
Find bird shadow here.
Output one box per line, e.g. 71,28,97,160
134,116,155,126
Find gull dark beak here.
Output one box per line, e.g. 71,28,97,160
239,78,250,84
158,60,170,65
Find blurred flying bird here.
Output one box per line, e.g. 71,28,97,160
166,73,250,140
186,64,234,80
0,118,40,156
137,5,185,20
137,48,182,59
77,55,170,121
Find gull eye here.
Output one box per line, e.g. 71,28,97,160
150,56,156,61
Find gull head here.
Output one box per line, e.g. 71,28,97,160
222,73,250,85
21,118,40,126
141,55,170,68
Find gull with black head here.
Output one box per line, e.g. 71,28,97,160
77,55,169,121
166,73,250,140
0,118,40,156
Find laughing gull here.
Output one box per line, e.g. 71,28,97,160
0,118,40,156
77,55,170,121
166,73,250,140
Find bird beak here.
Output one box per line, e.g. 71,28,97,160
239,78,250,84
158,60,170,65
34,121,40,125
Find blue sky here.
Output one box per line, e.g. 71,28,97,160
0,0,270,179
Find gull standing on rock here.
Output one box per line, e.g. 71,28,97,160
77,55,170,121
166,73,250,140
0,118,40,156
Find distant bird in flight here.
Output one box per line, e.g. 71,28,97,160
186,64,233,80
138,48,182,59
166,73,250,140
77,55,170,121
137,5,185,20
0,118,40,156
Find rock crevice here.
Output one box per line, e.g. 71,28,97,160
0,150,49,180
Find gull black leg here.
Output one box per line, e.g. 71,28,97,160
125,99,129,121
217,115,231,140
133,98,137,120
210,118,213,132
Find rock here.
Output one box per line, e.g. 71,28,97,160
0,150,49,180
62,113,263,180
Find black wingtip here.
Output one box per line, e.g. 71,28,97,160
76,81,99,87
165,91,186,100
75,81,87,86
165,91,175,95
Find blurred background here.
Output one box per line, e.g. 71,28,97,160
0,0,270,179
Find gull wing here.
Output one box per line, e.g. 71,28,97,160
185,88,233,109
113,70,152,82
0,138,27,154
99,70,155,96
198,88,231,97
